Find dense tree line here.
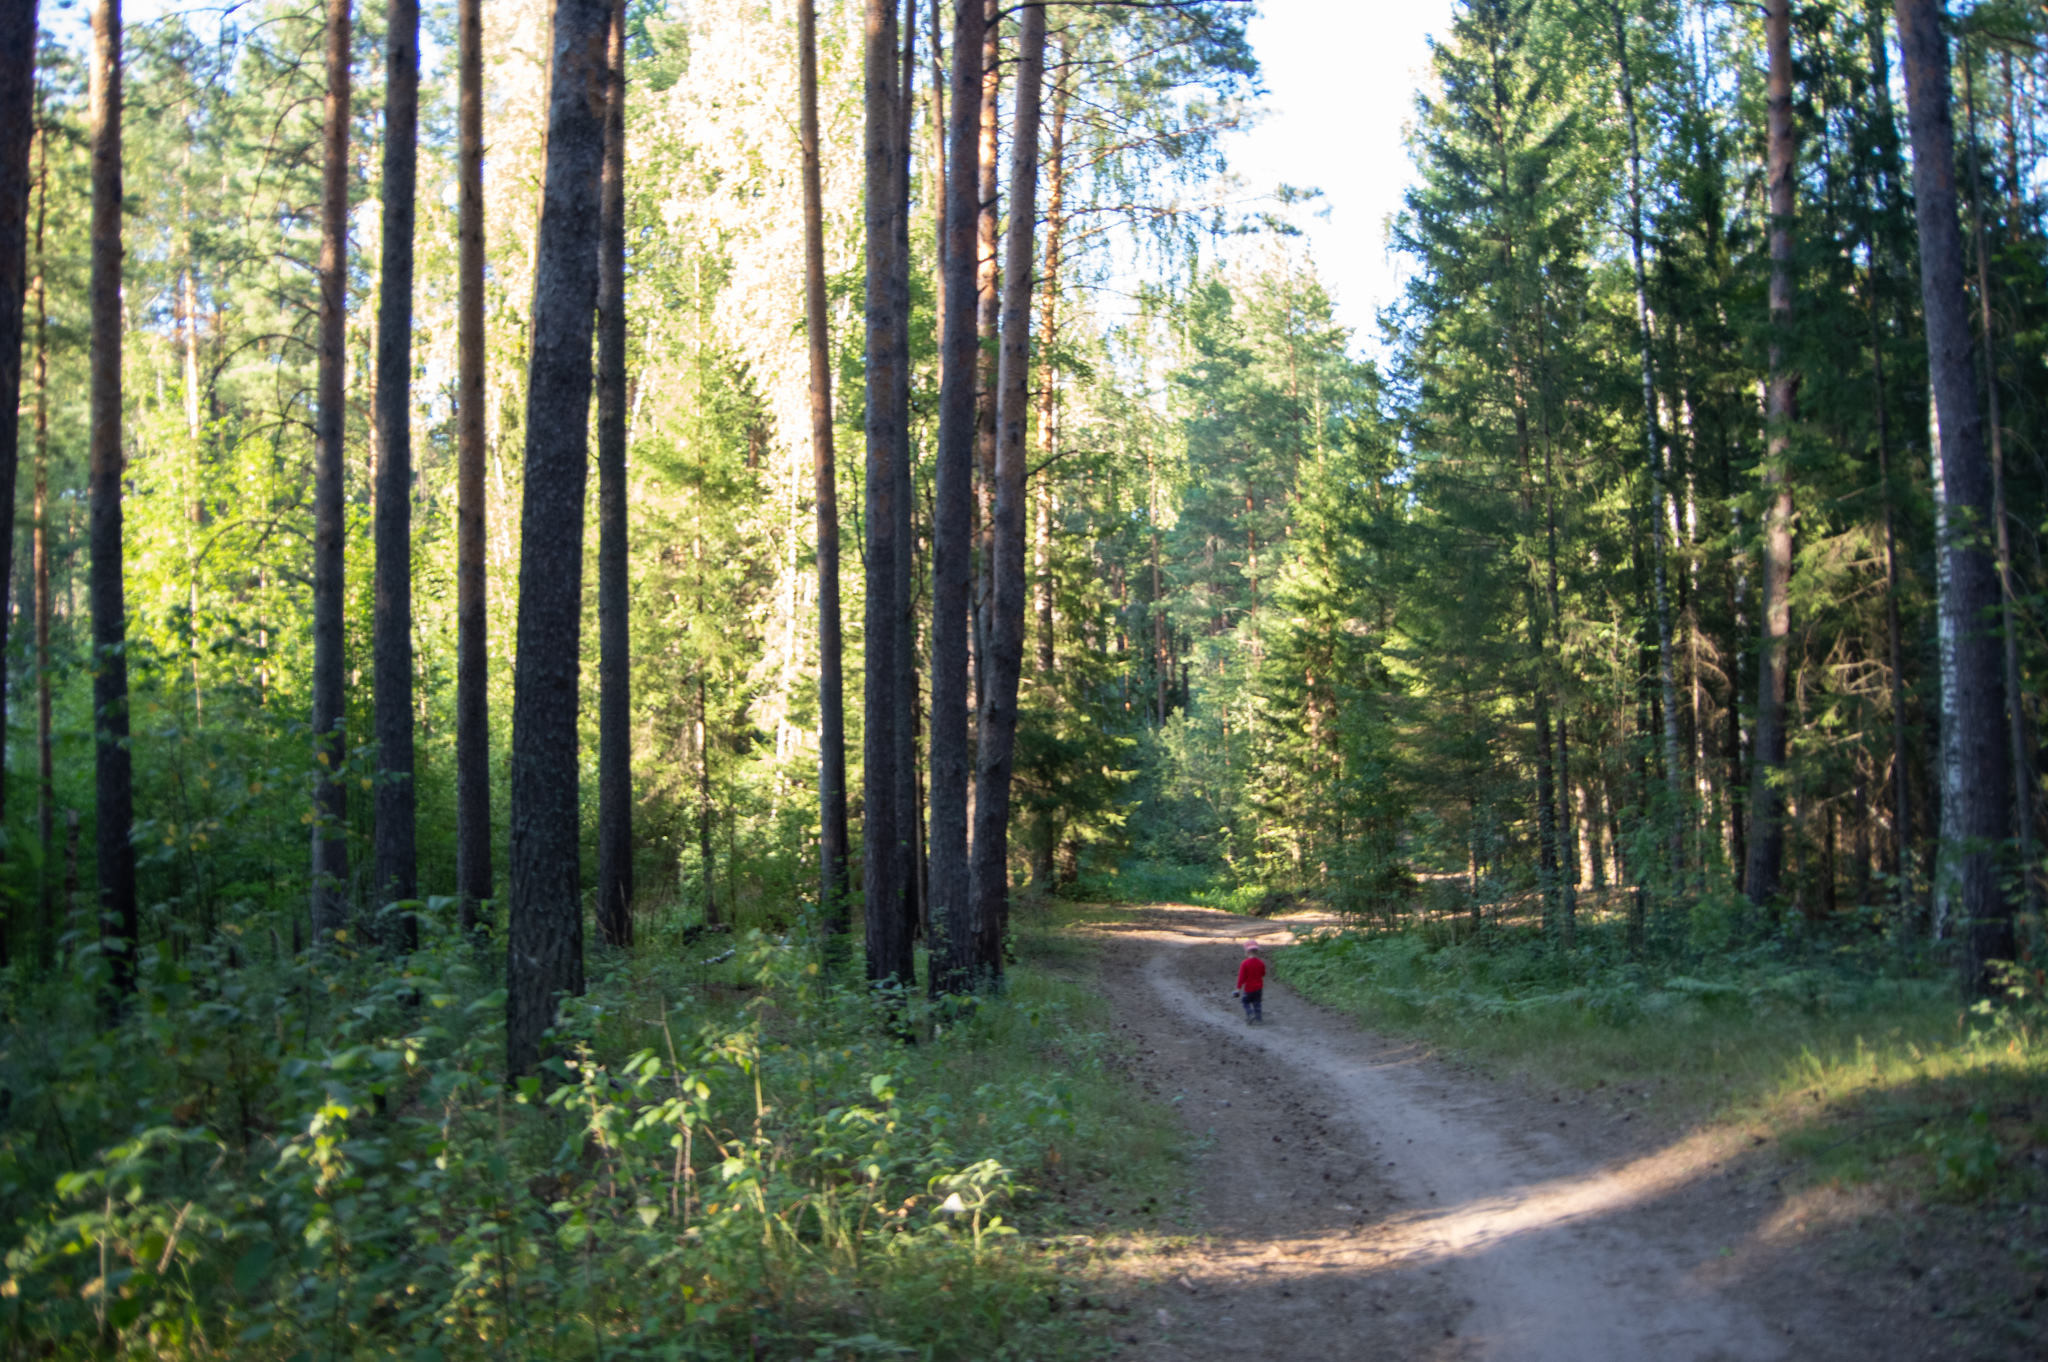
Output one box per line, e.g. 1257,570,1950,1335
7,0,2045,1093
1125,0,2048,999
0,0,1252,1072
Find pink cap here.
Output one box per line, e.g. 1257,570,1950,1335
1243,941,1261,953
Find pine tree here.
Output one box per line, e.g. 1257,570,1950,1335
309,0,351,945
372,0,420,949
1896,0,2013,992
89,0,135,996
506,0,612,1077
968,0,1046,983
454,0,489,937
594,0,632,950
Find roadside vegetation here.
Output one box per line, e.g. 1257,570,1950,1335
0,900,1184,1359
1266,895,2048,1227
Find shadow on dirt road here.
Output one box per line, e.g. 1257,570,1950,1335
1088,904,1951,1362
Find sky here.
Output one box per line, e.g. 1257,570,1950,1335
1220,0,1457,353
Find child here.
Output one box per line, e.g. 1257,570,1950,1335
1234,941,1267,1023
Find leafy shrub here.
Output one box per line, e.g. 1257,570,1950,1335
0,912,1135,1359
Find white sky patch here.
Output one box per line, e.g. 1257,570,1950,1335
1221,0,1456,359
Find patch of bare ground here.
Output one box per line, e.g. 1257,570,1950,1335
1065,903,2039,1361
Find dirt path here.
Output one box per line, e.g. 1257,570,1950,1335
1090,906,1929,1362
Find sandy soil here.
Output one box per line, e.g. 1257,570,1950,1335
1083,905,2013,1362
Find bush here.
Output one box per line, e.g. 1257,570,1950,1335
0,906,1154,1359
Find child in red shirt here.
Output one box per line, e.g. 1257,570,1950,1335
1234,942,1267,1023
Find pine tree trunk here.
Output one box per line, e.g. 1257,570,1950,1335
506,0,610,1076
969,0,1044,984
929,0,984,997
1746,0,1798,909
1033,42,1067,680
893,7,921,956
0,0,34,968
801,0,850,959
310,0,352,946
862,0,912,988
88,0,136,995
971,0,999,722
1896,0,2014,993
448,0,491,933
594,0,633,950
1862,6,1913,897
1961,52,2036,925
454,0,490,937
373,0,419,950
32,113,51,960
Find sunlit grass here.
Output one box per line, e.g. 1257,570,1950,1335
1276,917,2048,1206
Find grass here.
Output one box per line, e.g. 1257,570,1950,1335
0,896,1191,1360
1274,914,2048,1212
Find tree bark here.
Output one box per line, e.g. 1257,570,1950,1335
1746,0,1797,909
893,2,921,957
89,0,136,995
454,0,489,937
1896,0,2014,993
1961,50,2036,925
862,0,913,988
972,0,999,718
969,0,1044,984
506,0,610,1076
310,0,352,945
373,0,419,950
1033,39,1068,680
32,109,51,958
0,0,35,967
595,0,632,950
801,0,850,959
929,0,985,996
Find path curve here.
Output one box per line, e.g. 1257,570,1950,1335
1091,906,1880,1362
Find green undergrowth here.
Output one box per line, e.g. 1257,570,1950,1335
0,898,1183,1360
1277,916,2048,1216
1071,860,1295,917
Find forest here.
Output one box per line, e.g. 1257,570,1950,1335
3,0,2048,1354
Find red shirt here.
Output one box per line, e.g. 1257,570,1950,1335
1237,956,1267,992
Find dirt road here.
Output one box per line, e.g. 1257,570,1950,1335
1092,906,1943,1362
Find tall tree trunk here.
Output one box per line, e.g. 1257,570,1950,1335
1861,3,1914,899
310,0,352,945
1896,0,2014,993
1033,38,1068,679
969,0,1044,984
0,0,34,967
32,110,52,959
801,0,850,959
1962,50,2036,924
89,0,135,995
929,0,984,996
1613,4,1684,880
373,0,419,951
893,3,922,956
1746,0,1797,908
594,0,632,950
506,0,610,1076
454,0,490,937
971,0,999,720
862,0,912,988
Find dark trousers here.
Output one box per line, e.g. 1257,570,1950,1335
1240,987,1263,1021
